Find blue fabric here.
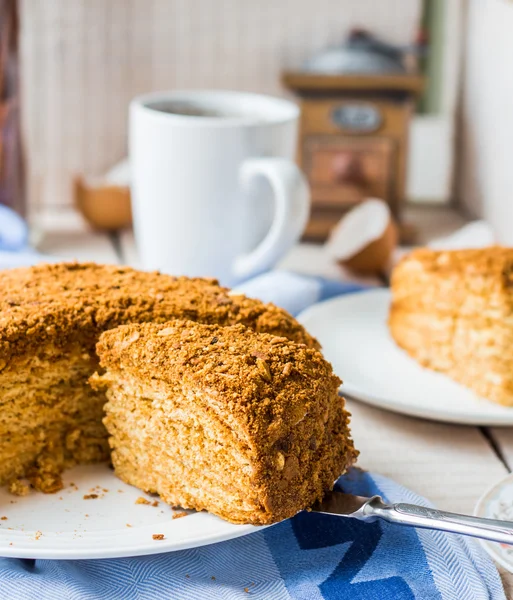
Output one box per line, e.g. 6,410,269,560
0,205,28,251
0,266,505,599
233,270,368,316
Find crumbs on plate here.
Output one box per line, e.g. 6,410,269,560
83,494,98,500
135,497,150,505
152,533,165,540
172,511,188,520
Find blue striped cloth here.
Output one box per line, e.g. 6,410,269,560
0,248,505,598
234,270,368,316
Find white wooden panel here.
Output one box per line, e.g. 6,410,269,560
19,0,421,221
407,0,465,205
458,0,513,232
408,115,455,204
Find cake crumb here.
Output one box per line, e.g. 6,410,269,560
126,524,132,528
29,470,63,494
151,500,159,507
244,588,249,593
256,357,272,382
1,517,7,520
117,489,124,493
83,494,98,500
172,511,188,520
34,531,42,540
185,574,190,579
152,533,165,540
211,576,216,581
9,479,30,496
136,497,150,505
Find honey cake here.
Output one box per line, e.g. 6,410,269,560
92,320,357,525
0,262,318,492
389,246,513,406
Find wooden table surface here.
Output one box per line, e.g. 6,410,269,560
37,209,513,596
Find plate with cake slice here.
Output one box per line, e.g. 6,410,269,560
298,247,513,426
0,262,357,558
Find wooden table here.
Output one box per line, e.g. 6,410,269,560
37,207,513,596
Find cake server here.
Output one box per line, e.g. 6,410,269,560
311,491,513,544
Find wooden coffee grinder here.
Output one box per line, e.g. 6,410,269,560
282,30,424,241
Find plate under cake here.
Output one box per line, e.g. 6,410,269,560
92,319,357,525
0,262,317,494
389,247,513,406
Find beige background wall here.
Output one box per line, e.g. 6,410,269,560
458,0,513,242
20,0,421,228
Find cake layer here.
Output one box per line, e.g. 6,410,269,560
0,342,109,491
93,319,357,524
389,311,513,365
389,247,513,406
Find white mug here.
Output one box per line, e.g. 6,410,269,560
129,90,310,285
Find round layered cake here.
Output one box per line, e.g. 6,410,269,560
0,263,318,494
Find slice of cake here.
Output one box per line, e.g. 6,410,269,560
92,320,357,525
0,262,317,492
389,246,513,406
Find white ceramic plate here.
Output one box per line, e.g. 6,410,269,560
298,289,513,426
475,474,513,573
0,464,262,559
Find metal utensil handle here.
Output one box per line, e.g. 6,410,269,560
365,497,513,545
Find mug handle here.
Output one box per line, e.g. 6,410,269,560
232,157,310,281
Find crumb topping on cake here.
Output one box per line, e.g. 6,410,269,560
0,262,318,362
96,320,338,447
396,246,513,281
